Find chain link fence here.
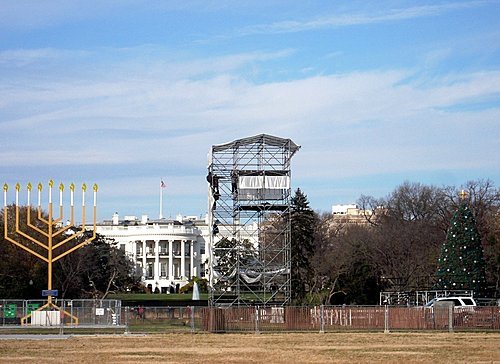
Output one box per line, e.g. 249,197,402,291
0,299,121,328
194,305,500,333
1,301,499,333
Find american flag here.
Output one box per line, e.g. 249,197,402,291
160,180,166,189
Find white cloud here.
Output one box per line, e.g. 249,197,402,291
0,48,90,67
1,46,499,217
2,53,499,161
239,1,495,35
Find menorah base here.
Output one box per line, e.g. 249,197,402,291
21,302,79,326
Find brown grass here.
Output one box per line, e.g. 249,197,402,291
0,332,499,363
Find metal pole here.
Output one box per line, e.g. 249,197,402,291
448,305,453,333
70,300,74,328
384,305,390,333
48,197,53,305
190,306,195,333
59,299,64,335
319,305,325,333
125,306,130,334
255,306,260,334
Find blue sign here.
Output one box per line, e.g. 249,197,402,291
41,290,59,297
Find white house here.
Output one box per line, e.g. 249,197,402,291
95,212,257,293
95,213,210,293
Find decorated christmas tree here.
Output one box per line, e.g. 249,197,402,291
435,191,487,296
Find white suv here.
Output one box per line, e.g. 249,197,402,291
425,296,477,308
424,297,477,326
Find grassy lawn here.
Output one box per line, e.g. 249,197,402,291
0,332,499,363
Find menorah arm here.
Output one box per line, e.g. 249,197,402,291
52,225,86,250
26,207,50,238
52,230,96,262
4,234,49,263
14,227,50,251
53,224,76,238
53,205,75,238
37,206,49,225
52,205,90,249
6,207,49,251
53,207,64,225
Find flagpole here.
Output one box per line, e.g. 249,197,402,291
159,180,163,219
159,180,166,219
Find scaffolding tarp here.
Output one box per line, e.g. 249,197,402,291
238,176,290,189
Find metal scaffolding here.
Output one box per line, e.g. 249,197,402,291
207,134,300,306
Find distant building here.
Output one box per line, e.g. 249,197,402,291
332,204,360,215
330,204,372,226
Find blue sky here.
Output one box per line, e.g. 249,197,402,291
1,1,499,221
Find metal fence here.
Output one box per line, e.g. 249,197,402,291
1,301,499,333
195,305,500,333
120,305,500,333
0,299,121,327
122,306,199,332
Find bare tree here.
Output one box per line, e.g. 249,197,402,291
357,194,384,226
310,213,349,304
307,180,499,303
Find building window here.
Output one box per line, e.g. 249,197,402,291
146,241,155,255
160,262,168,277
159,241,168,255
146,263,154,279
173,241,181,256
173,263,180,279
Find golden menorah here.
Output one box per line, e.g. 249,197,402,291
2,180,97,325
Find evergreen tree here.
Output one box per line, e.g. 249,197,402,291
290,188,317,303
435,199,487,296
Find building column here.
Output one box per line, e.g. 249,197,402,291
168,239,173,281
133,241,138,266
181,240,186,280
190,240,195,277
142,240,147,279
154,240,160,283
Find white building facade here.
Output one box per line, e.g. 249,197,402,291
96,214,210,293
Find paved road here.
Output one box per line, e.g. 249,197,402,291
0,334,71,340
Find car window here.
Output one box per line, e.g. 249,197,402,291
462,298,474,305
